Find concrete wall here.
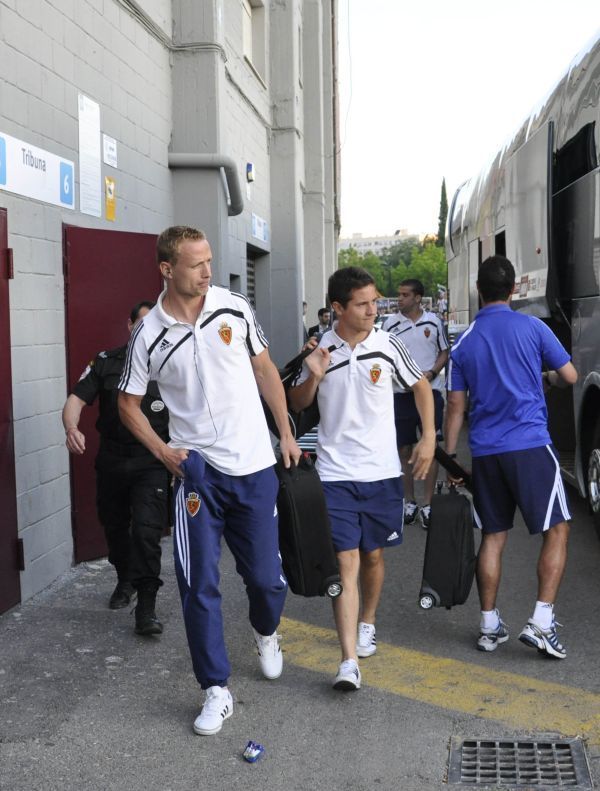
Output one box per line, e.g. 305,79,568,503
168,0,339,364
0,0,173,600
0,0,338,602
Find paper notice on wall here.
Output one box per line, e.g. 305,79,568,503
105,176,116,221
102,134,118,168
78,94,101,217
251,213,269,243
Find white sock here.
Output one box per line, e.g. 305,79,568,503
532,601,553,629
480,609,500,630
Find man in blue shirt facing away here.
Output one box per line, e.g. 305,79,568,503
445,255,577,659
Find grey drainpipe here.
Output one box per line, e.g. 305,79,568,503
168,153,244,217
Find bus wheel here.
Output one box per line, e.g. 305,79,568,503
587,431,600,540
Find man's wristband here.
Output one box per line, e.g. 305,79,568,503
447,452,457,459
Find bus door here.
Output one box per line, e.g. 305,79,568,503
468,238,480,318
504,122,554,317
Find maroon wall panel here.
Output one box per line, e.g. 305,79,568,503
64,226,162,562
0,208,21,613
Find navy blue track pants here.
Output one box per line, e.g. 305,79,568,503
173,451,287,689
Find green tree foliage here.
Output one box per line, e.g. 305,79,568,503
437,178,448,247
404,243,447,296
337,239,447,298
338,247,386,294
380,238,420,268
337,247,363,269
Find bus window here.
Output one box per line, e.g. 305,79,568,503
554,122,598,193
495,231,506,257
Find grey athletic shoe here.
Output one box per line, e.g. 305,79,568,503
477,617,509,652
519,619,566,659
404,500,418,525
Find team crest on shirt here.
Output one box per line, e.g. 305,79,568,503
424,328,431,338
186,492,201,517
218,321,232,345
369,364,382,384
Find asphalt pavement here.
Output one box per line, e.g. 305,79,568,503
1,476,600,791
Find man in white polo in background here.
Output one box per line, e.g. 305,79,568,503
118,226,301,736
289,266,435,691
383,278,449,529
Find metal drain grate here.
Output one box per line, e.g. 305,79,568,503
448,737,593,788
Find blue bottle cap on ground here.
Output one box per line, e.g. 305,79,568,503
243,740,265,763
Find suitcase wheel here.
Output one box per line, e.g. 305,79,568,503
419,594,435,610
325,581,343,598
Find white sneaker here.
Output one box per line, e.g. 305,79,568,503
356,622,377,658
252,628,283,679
477,617,509,652
519,619,566,659
333,659,361,691
193,686,233,735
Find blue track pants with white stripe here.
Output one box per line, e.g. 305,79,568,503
173,450,287,689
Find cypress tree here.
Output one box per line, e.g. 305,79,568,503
436,178,448,247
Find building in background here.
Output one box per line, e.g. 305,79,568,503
0,0,339,610
338,230,420,256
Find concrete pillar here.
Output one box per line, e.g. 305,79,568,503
302,0,329,318
322,0,340,280
269,0,305,362
170,1,229,284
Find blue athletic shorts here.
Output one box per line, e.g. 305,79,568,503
394,390,444,447
321,477,404,553
472,445,571,535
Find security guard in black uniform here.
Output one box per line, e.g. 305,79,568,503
62,302,170,635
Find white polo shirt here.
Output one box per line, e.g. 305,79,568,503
296,325,423,482
119,286,275,476
382,310,448,392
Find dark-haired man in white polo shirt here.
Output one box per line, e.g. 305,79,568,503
118,226,301,735
383,279,449,529
289,266,435,690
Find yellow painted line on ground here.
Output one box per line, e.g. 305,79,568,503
281,616,600,744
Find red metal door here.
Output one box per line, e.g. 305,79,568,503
64,226,163,562
0,208,21,613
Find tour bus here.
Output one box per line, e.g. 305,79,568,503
445,30,600,534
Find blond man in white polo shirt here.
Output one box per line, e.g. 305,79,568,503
289,267,435,690
118,226,301,736
383,279,449,529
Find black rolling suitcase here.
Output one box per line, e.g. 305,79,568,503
275,455,342,598
418,449,476,610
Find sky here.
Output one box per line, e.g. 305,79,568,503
337,0,600,238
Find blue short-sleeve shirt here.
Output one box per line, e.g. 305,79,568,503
447,304,570,457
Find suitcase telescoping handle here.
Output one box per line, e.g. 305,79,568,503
275,451,314,479
434,446,473,494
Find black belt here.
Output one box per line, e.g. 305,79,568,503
99,438,154,458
